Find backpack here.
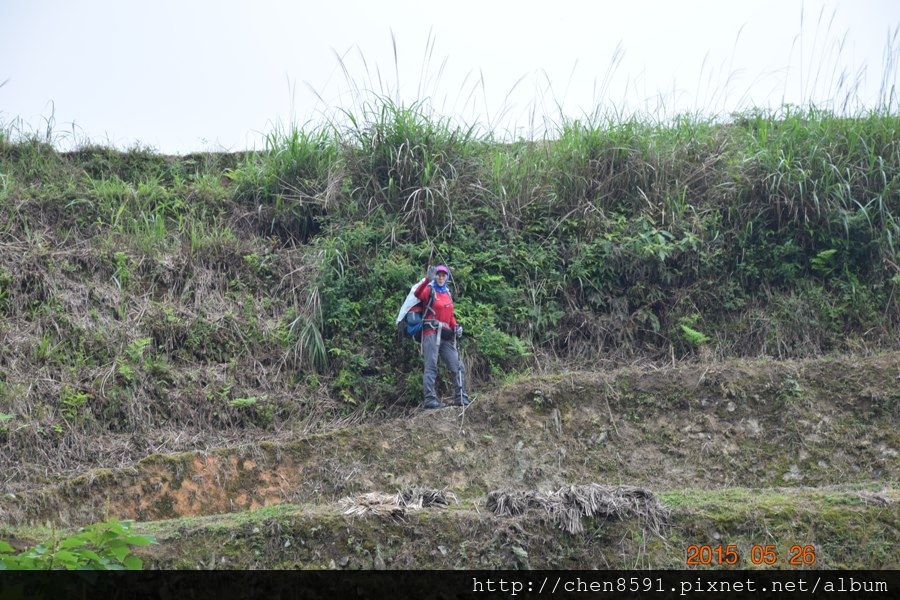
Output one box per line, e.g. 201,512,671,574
401,305,424,341
395,280,435,343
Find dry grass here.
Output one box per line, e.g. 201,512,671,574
339,486,459,518
486,484,671,536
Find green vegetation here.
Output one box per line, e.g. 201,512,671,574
0,518,155,569
0,102,897,442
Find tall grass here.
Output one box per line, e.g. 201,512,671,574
338,97,480,238
226,123,339,244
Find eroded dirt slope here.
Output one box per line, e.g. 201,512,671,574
3,352,897,527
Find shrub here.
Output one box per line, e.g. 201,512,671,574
0,518,156,570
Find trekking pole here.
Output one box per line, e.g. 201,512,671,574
454,337,467,405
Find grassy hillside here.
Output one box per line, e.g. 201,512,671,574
0,103,898,569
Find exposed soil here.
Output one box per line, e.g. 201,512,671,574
1,352,897,568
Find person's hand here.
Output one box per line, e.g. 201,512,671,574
426,266,436,281
455,325,463,339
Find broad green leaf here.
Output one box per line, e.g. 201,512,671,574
109,545,130,562
52,549,80,567
59,536,89,549
77,549,103,564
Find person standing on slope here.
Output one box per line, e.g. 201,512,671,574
414,265,469,409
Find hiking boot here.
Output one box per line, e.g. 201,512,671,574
424,399,441,409
452,398,470,407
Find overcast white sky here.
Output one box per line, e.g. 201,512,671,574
2,0,898,154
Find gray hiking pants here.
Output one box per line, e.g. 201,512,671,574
422,333,468,406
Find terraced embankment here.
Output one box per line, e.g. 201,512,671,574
2,353,897,569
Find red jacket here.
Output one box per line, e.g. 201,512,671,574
414,278,458,336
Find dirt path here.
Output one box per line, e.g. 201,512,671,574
3,352,897,528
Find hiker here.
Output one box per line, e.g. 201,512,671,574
414,265,469,409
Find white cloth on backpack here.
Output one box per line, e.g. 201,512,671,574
395,278,427,324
